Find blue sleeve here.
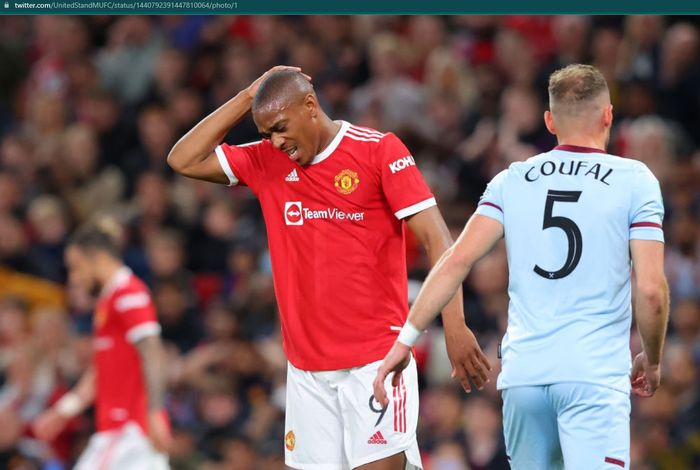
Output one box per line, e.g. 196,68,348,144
475,169,507,224
629,163,664,242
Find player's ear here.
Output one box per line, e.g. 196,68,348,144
544,110,556,135
304,93,318,117
603,104,613,129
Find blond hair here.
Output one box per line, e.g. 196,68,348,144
548,64,609,116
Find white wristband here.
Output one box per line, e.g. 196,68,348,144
397,321,423,347
55,392,83,418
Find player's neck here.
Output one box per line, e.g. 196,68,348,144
556,135,607,152
315,115,342,156
96,258,126,290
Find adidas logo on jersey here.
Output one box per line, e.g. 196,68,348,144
285,169,300,182
367,431,387,445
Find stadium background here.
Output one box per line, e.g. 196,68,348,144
0,15,698,470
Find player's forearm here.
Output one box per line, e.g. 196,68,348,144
635,279,670,366
55,367,95,418
167,90,253,173
405,214,503,335
75,366,96,404
421,230,465,330
136,336,167,411
407,207,466,329
408,246,471,331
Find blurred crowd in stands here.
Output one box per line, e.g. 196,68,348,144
0,15,699,470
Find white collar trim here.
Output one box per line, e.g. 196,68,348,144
101,266,132,298
310,120,349,165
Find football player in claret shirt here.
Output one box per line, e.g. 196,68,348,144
33,220,171,470
167,66,491,470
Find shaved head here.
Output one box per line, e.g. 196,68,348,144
250,69,333,167
252,70,315,113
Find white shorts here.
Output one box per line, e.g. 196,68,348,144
75,422,169,470
285,356,423,470
502,383,630,470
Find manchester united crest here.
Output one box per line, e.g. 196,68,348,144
285,430,295,451
334,169,360,195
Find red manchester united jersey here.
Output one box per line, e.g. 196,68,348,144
215,121,435,370
93,267,161,432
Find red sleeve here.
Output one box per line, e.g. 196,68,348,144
112,286,160,344
378,133,436,219
214,139,272,192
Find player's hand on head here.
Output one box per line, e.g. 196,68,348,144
631,352,661,397
32,409,69,442
373,341,412,408
445,324,492,394
246,66,312,99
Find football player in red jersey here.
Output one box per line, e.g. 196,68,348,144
33,220,171,469
168,66,491,470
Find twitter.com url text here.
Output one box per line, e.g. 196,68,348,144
7,1,237,9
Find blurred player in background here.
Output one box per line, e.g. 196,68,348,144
374,64,669,470
167,65,491,470
33,220,171,469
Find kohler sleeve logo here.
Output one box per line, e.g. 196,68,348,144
388,156,416,174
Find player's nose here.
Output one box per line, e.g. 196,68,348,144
271,134,285,150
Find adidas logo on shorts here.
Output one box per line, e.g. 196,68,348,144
285,169,300,182
367,430,387,444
